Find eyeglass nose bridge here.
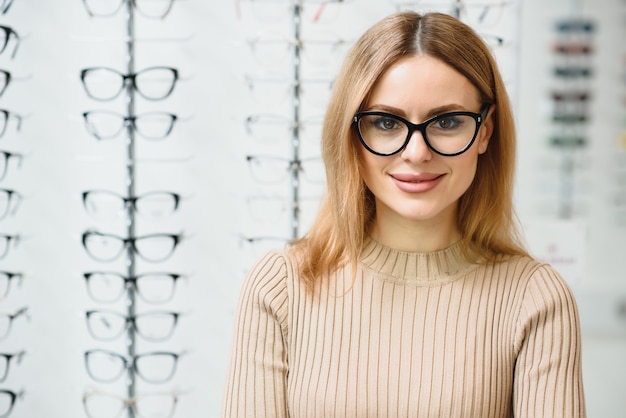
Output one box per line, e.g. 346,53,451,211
400,119,434,154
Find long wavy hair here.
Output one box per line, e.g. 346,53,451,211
291,11,528,285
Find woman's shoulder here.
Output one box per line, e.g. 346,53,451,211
492,253,575,299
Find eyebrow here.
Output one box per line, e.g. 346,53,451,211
365,103,474,120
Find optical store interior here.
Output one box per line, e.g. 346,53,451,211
0,0,625,417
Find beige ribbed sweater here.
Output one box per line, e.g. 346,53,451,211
222,238,585,418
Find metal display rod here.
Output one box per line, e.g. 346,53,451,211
290,3,302,240
124,1,138,413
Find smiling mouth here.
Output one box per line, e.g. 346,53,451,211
392,174,444,183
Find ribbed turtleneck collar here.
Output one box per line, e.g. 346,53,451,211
359,237,479,286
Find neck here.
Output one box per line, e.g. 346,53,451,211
368,213,462,253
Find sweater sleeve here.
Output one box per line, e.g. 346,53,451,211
512,263,586,418
221,251,290,418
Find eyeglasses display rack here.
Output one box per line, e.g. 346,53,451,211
0,0,26,415
79,1,187,416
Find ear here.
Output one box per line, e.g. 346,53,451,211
477,104,495,155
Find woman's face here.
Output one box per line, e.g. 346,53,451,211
359,54,493,233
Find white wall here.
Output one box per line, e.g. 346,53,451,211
0,0,623,417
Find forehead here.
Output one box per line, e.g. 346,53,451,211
366,54,481,113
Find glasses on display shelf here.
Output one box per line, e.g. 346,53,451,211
80,66,179,101
0,307,28,340
82,110,178,140
551,91,591,102
553,42,594,55
82,230,183,263
246,194,320,224
0,389,24,418
354,106,489,157
245,31,349,69
0,26,20,60
243,72,335,107
83,387,180,418
388,0,511,28
549,135,587,149
246,155,325,184
0,233,18,260
0,110,23,138
553,66,593,78
552,113,588,124
83,271,185,304
555,19,595,33
0,351,24,383
245,113,323,143
0,0,15,14
0,151,22,182
85,309,183,342
235,0,353,23
84,348,186,384
0,189,21,221
0,271,22,301
82,0,175,19
82,190,181,221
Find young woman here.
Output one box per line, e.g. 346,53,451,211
222,11,585,418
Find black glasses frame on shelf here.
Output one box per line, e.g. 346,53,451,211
0,25,20,59
82,0,175,19
85,309,182,342
0,388,24,418
0,350,24,383
80,66,179,101
84,349,186,384
0,306,28,340
83,271,184,304
82,110,178,140
82,190,181,220
0,271,22,300
82,230,183,262
0,151,22,182
0,110,23,138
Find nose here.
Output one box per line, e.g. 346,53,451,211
399,129,433,163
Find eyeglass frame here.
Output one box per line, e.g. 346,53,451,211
0,151,23,182
80,66,179,101
0,350,25,383
0,388,24,418
82,110,179,140
0,306,28,340
0,271,22,300
85,309,183,342
82,387,180,418
0,25,20,59
353,105,490,157
84,348,186,384
83,271,184,304
82,230,183,262
82,0,175,19
82,190,181,217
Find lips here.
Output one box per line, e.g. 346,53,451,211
390,172,444,193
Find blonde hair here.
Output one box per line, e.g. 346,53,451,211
292,11,528,285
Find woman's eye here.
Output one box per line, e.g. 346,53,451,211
374,117,400,130
435,116,460,129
